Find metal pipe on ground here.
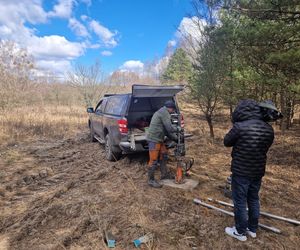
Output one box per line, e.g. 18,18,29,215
207,198,300,226
193,198,281,234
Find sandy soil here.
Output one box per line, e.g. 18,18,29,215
0,106,299,250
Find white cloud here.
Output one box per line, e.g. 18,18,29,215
120,60,144,73
162,17,204,61
35,59,72,75
0,0,48,24
81,15,89,21
0,0,87,76
168,40,177,47
68,17,89,37
0,0,120,76
101,50,113,56
87,43,101,49
48,0,74,19
23,34,85,76
144,17,203,79
177,16,205,43
89,20,118,48
28,35,85,60
80,16,119,48
80,0,92,6
174,16,206,60
0,25,12,36
154,56,170,76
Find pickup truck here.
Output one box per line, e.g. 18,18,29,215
87,84,185,161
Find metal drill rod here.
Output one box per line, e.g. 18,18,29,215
193,198,281,234
207,198,300,226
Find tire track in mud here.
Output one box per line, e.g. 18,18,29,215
1,135,102,245
0,134,159,249
1,131,300,249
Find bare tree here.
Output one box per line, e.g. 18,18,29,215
109,70,141,86
0,40,37,109
67,61,106,107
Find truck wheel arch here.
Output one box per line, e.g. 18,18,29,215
103,127,109,136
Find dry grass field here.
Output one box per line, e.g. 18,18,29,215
0,106,88,145
0,102,299,250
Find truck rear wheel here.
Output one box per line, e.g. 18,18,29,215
105,134,121,161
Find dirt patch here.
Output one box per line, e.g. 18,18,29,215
0,110,300,249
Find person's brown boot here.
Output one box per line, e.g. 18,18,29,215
148,165,162,188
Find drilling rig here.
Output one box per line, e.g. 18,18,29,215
170,113,194,184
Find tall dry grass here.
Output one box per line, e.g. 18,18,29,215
0,105,87,145
0,74,131,146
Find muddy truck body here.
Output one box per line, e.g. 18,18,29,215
87,84,185,161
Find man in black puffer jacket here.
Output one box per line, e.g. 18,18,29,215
224,99,277,241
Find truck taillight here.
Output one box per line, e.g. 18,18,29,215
118,119,128,134
181,114,185,128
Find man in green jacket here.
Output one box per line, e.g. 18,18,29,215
146,100,179,188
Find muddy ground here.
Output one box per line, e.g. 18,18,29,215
0,107,300,250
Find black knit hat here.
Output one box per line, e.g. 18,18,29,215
164,100,176,109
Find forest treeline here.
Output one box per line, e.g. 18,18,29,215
162,0,300,137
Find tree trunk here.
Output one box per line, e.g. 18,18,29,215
205,114,214,139
279,85,286,132
286,98,291,129
290,97,295,127
229,53,234,120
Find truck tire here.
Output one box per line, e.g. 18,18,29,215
90,125,97,142
105,134,121,161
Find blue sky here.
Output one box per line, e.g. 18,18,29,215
0,0,194,76
82,0,192,72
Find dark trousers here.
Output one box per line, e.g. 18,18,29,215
231,175,262,234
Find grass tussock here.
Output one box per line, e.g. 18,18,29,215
0,105,87,144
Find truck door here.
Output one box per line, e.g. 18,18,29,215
93,98,107,139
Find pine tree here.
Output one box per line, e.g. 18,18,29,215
220,0,300,129
161,48,193,84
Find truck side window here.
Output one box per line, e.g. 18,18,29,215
95,99,107,114
99,99,107,113
95,101,103,114
104,95,127,115
151,98,174,111
95,101,102,113
129,98,152,112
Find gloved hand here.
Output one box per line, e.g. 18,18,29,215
167,141,177,149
